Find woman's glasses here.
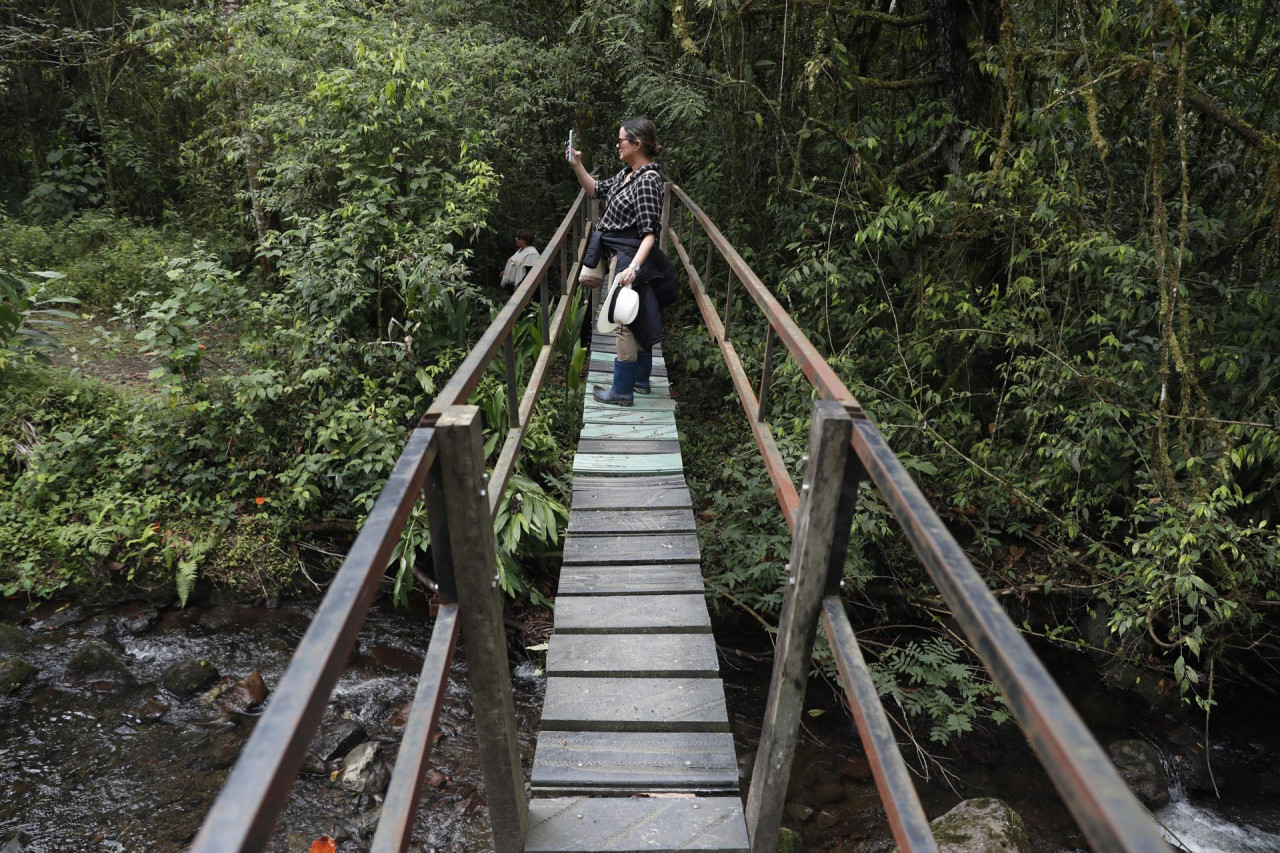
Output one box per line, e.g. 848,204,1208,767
617,136,637,146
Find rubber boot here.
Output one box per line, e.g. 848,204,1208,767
592,358,636,407
633,351,653,394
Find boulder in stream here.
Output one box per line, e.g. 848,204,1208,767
1107,739,1170,807
63,642,135,686
302,717,368,775
219,672,269,714
895,798,1031,853
339,741,390,794
162,659,221,699
0,623,27,655
0,658,36,695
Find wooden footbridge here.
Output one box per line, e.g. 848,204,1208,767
192,189,1174,853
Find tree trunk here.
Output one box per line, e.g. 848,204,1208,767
220,0,274,278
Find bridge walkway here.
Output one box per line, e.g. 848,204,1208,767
523,333,750,852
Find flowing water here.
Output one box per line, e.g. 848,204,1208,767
2,597,1278,852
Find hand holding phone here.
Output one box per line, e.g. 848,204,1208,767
566,129,575,163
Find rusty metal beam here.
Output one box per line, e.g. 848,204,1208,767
370,604,461,853
669,226,800,532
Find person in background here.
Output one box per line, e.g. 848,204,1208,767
500,228,539,289
567,117,678,406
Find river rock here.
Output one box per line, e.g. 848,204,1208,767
2,831,31,853
162,659,221,698
778,827,803,853
114,606,160,636
339,741,390,794
785,802,815,823
303,718,368,775
1107,740,1170,807
896,798,1031,853
63,642,135,685
127,696,171,725
0,658,36,695
0,623,28,654
220,672,269,714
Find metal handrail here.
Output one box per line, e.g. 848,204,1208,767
192,190,593,853
663,184,1172,853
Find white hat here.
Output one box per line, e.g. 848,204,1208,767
597,273,639,333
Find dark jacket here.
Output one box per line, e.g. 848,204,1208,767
588,230,678,351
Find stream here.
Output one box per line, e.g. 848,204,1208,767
2,596,1279,852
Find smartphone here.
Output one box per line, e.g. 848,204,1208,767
566,129,574,163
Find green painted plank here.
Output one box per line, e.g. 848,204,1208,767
590,351,666,367
581,409,676,425
555,594,711,633
525,797,747,852
579,421,679,441
546,634,720,677
573,452,684,475
587,370,670,389
531,732,737,792
576,439,681,455
557,563,705,596
583,395,676,412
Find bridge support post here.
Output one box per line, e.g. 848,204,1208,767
745,401,862,853
435,406,528,853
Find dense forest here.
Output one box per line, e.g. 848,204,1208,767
2,0,1279,740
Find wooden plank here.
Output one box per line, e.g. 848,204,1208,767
579,421,679,441
557,563,706,596
555,594,711,634
573,452,684,476
573,474,688,490
547,633,719,677
581,408,676,425
590,351,666,367
584,394,676,412
588,373,671,392
571,487,691,511
568,508,695,535
525,797,748,853
576,439,682,455
531,732,737,792
540,677,729,732
563,532,700,565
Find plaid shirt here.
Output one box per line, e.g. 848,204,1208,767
594,163,664,235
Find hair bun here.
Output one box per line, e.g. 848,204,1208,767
651,142,664,157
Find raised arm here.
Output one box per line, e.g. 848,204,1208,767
567,145,596,197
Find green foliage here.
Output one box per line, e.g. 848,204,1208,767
871,637,1009,746
0,269,78,368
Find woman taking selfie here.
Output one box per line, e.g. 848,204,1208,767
567,116,678,407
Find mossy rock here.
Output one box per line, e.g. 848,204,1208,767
162,659,220,699
1107,740,1170,807
777,827,803,853
0,623,27,655
0,657,36,695
63,642,135,685
895,798,1030,853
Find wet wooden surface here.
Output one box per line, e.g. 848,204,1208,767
526,329,744,828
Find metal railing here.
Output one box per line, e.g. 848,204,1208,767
191,191,593,853
663,184,1172,853
193,181,1172,853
